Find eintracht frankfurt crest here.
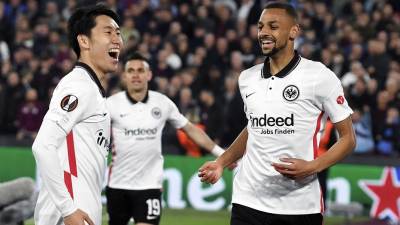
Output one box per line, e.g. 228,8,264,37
283,85,300,101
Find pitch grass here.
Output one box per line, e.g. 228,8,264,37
25,208,369,225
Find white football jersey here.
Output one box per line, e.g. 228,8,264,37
107,90,188,190
233,52,353,215
33,62,110,225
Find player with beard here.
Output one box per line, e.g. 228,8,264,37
32,4,123,225
199,2,355,225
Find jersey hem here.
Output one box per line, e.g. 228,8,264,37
231,200,321,215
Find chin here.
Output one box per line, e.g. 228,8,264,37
263,48,280,57
106,65,119,73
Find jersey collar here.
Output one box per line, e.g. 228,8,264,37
125,91,149,104
75,62,106,97
261,50,301,79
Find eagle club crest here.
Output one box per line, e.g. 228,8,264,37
60,95,78,112
151,107,162,119
283,85,300,101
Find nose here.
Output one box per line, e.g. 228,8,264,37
112,32,123,45
258,27,271,37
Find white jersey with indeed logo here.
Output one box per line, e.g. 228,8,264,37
107,90,188,190
33,62,110,225
233,53,352,215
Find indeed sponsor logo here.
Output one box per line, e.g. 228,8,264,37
125,128,158,136
249,113,294,127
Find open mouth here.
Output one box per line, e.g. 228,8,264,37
259,36,276,48
108,48,120,60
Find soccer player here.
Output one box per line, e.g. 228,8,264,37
106,52,227,225
32,4,123,225
198,2,356,225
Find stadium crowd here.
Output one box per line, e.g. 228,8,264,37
0,0,399,156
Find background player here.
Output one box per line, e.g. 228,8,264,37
106,52,229,225
199,2,356,225
32,4,123,225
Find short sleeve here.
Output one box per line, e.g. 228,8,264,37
44,80,92,133
165,97,188,129
238,71,249,120
316,67,353,123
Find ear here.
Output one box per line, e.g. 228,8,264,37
147,71,153,81
77,34,90,50
289,24,300,41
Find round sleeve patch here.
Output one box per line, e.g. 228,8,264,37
60,95,78,112
336,95,344,105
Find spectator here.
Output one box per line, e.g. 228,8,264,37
219,75,246,147
341,61,370,89
1,71,25,134
199,89,223,144
16,88,45,141
376,107,400,156
352,107,375,154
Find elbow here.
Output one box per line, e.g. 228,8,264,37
32,138,41,158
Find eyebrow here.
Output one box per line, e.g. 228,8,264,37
103,26,120,31
258,20,278,25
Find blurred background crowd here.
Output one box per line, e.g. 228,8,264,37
0,0,399,157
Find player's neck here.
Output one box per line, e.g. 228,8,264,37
269,48,295,76
78,58,106,80
127,89,147,102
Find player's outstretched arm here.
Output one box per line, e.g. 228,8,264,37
273,116,355,179
181,121,224,157
198,127,248,184
182,121,238,170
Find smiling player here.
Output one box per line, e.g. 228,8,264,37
199,2,356,225
32,4,123,225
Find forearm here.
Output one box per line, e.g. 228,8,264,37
312,117,355,172
32,119,77,217
216,127,248,168
183,123,217,152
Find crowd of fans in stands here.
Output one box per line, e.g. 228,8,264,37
0,0,399,156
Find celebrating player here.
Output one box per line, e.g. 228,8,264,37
199,2,356,225
32,4,122,225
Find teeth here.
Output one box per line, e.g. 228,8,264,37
109,48,120,53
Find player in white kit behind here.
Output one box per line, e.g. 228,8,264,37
106,52,229,225
32,4,123,225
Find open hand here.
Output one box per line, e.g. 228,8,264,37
198,161,224,184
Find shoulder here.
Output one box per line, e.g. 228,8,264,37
299,57,338,80
53,68,94,98
106,91,125,106
239,63,263,83
149,90,173,104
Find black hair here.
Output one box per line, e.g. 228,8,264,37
125,52,150,65
264,2,298,22
67,4,121,58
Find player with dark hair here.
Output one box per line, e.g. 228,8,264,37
32,4,122,225
106,52,228,225
199,2,356,225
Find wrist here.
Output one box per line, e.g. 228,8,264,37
211,145,225,157
311,158,323,173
